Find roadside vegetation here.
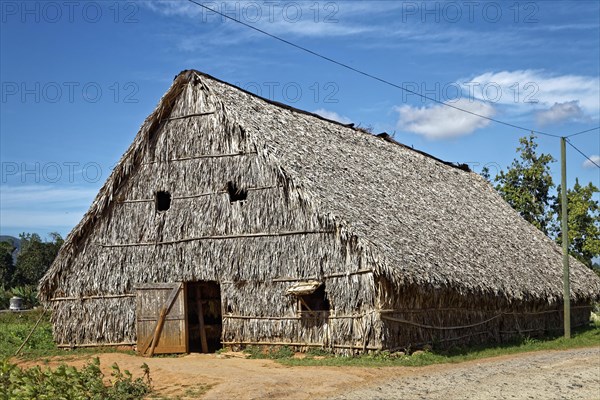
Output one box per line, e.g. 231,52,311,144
1,358,151,400
0,310,151,399
0,309,135,360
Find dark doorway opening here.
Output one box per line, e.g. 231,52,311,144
186,281,222,353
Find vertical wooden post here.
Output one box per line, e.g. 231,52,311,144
196,285,209,353
560,137,571,339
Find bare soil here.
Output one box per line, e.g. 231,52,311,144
15,347,600,399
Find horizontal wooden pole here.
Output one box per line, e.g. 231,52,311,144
271,277,318,282
223,313,369,320
228,269,373,284
57,342,135,348
224,315,300,320
168,151,258,161
143,151,257,165
221,341,380,351
324,269,373,278
50,294,135,302
137,315,185,322
380,306,592,331
381,314,503,330
100,230,333,248
164,111,216,121
378,305,591,316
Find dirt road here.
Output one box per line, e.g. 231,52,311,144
17,347,599,399
332,348,600,400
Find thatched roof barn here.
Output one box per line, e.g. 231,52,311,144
39,70,600,354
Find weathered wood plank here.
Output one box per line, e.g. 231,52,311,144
137,282,186,355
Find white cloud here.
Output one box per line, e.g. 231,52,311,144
583,155,600,169
394,99,495,140
142,0,371,42
535,101,586,125
465,70,599,116
313,108,352,124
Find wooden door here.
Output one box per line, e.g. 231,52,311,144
135,282,188,355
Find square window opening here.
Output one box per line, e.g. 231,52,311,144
299,284,330,312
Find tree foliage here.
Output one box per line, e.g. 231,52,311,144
494,134,599,270
553,179,600,268
494,133,556,235
0,241,15,287
11,233,63,287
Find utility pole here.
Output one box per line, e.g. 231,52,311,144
560,137,571,339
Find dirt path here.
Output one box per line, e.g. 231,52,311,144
332,347,600,400
16,347,600,399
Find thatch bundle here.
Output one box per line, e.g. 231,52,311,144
39,70,600,353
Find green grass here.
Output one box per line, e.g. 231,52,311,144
0,309,133,360
278,323,600,367
0,310,57,359
243,345,296,359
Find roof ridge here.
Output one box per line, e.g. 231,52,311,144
180,70,471,173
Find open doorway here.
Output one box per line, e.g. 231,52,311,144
186,281,222,353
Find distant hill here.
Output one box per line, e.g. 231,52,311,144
0,235,21,263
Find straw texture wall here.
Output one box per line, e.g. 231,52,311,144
39,70,600,352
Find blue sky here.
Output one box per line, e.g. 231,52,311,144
1,0,599,239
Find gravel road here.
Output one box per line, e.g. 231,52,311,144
332,347,600,400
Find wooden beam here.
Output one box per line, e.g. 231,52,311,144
57,342,135,348
50,294,135,302
163,111,216,121
101,230,333,248
148,307,168,357
221,341,381,351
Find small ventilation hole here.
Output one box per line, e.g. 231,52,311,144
227,181,247,203
155,191,171,211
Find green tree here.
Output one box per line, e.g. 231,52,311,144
553,179,600,268
495,133,556,234
0,241,15,287
480,166,492,182
11,233,63,287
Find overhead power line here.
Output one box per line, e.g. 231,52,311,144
565,139,600,169
188,0,597,140
566,126,600,138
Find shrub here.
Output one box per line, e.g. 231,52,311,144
0,286,11,310
0,357,151,399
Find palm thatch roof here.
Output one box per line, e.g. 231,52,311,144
39,70,600,305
